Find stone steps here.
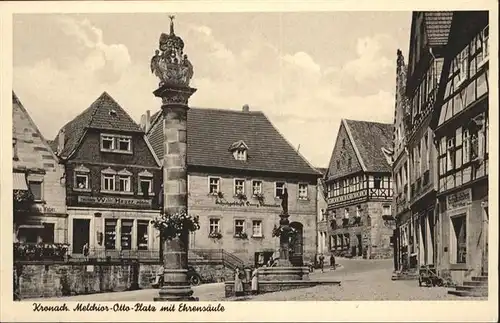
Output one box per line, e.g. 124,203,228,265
391,270,419,281
448,274,488,298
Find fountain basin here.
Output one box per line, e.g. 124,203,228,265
224,279,341,298
258,266,310,281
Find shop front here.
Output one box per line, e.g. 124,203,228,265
437,184,488,284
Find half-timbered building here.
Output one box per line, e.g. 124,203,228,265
431,11,489,286
402,11,452,272
324,119,394,259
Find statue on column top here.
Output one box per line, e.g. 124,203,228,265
150,15,194,87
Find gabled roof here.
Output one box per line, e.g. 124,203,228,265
147,107,321,176
343,119,393,174
12,91,60,167
53,92,143,159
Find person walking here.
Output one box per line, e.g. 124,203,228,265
251,266,259,295
330,253,336,270
234,267,244,297
319,253,325,273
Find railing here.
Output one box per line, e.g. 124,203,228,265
189,248,245,270
83,249,161,262
14,243,69,261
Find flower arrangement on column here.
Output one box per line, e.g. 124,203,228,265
151,208,200,240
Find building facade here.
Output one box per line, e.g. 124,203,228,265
402,11,452,270
431,11,489,284
12,92,67,244
324,119,395,259
145,105,321,265
392,50,413,271
51,92,163,258
316,168,329,256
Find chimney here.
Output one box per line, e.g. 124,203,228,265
145,110,151,132
242,104,250,113
140,114,146,132
57,129,65,154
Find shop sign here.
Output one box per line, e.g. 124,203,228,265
215,198,280,208
446,189,472,210
78,196,152,207
32,205,56,213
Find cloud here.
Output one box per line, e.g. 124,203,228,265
282,51,321,75
14,20,397,168
56,16,131,84
343,34,393,83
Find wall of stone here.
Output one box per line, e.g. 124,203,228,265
14,261,238,299
14,262,159,299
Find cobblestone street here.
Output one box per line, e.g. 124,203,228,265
249,258,485,301
26,258,486,302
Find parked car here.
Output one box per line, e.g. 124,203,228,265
151,266,202,288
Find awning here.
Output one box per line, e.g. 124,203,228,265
13,173,28,190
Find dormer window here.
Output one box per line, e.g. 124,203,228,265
100,133,132,154
236,150,247,161
229,140,248,161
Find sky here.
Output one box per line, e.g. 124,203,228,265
13,12,411,168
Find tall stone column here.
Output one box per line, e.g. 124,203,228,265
151,16,198,302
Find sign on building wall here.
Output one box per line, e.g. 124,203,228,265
77,196,152,208
446,188,472,210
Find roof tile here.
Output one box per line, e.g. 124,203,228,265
344,119,393,173
148,107,320,176
54,92,143,158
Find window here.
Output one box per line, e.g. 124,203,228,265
13,138,18,160
209,177,220,195
374,176,382,189
275,182,285,198
209,219,220,234
28,180,43,201
344,208,349,219
252,180,262,195
100,134,132,153
447,138,455,172
74,173,88,189
137,220,149,250
383,205,392,216
252,220,262,237
102,174,115,191
236,150,247,161
101,135,114,150
104,219,117,250
356,205,361,217
139,177,153,196
117,138,131,152
342,139,346,148
451,215,467,264
336,160,340,170
234,219,245,235
234,179,245,195
42,223,55,244
120,220,133,250
298,183,308,200
347,157,352,169
478,25,489,66
118,175,131,192
424,134,429,170
456,46,469,86
463,129,470,163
